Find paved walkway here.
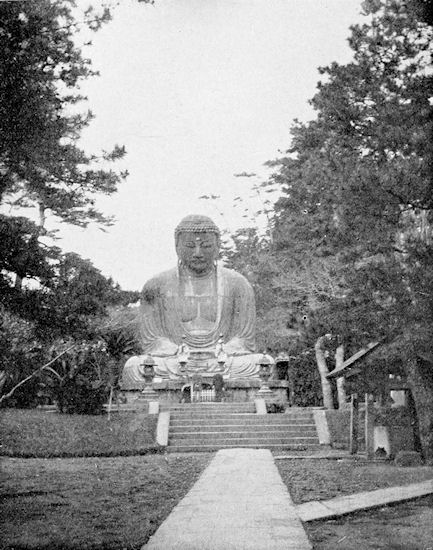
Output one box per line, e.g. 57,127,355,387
143,448,312,550
296,479,433,522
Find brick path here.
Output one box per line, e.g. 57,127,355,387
143,448,312,549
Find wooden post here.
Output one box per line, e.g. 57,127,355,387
365,393,374,460
287,364,294,407
107,385,113,421
335,344,347,408
350,393,359,454
315,335,334,409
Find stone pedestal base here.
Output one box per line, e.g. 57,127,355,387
136,386,159,402
256,387,277,402
133,387,159,413
122,379,289,406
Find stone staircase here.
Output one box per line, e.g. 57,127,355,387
166,402,320,452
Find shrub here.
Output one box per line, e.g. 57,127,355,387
394,450,423,467
0,307,44,408
374,405,413,427
56,375,108,415
47,340,111,415
0,409,159,457
290,351,322,407
266,402,285,413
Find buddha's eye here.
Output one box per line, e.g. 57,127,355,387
184,242,195,248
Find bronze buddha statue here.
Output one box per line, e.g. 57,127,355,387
121,214,265,388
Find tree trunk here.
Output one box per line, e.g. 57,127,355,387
107,385,114,421
14,274,23,290
349,393,359,454
335,344,347,408
315,335,334,409
38,202,46,230
406,356,433,461
0,371,7,394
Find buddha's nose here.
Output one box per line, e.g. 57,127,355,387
193,244,203,257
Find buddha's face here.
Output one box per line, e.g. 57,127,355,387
176,231,219,275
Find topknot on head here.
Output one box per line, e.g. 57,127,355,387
174,215,220,240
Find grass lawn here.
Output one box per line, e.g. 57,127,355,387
305,494,433,550
0,453,212,550
277,458,433,550
0,409,159,457
3,408,433,550
276,458,433,503
2,453,433,550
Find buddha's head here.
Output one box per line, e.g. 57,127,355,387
175,215,220,275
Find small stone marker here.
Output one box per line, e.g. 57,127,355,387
394,450,423,466
148,401,159,415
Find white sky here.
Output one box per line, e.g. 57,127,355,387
57,0,366,290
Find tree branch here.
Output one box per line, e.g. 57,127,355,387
0,345,75,405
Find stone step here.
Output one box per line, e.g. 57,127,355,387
170,410,314,416
169,424,317,433
168,409,257,413
169,401,256,409
169,412,261,416
170,409,313,414
169,402,255,408
168,406,256,413
170,430,319,440
169,438,319,449
167,443,320,453
168,404,317,410
169,414,314,423
165,405,320,452
170,424,318,434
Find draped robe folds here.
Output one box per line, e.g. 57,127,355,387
121,264,263,388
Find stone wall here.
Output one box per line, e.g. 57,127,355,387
325,405,415,455
325,409,351,449
122,379,290,405
325,406,371,451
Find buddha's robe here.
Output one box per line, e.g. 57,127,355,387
121,264,263,388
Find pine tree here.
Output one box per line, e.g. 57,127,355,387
265,0,433,456
0,0,127,231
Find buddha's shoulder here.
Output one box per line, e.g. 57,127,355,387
219,266,252,288
141,265,252,291
141,267,178,292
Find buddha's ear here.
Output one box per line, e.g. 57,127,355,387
175,233,182,256
215,234,221,258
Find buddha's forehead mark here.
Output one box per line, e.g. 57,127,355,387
181,232,216,243
193,235,214,242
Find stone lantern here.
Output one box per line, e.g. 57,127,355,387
141,355,155,383
257,352,275,398
215,334,227,373
140,355,158,401
217,356,226,373
275,353,290,380
178,356,188,375
177,335,189,375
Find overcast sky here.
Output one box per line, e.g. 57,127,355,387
57,0,367,290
